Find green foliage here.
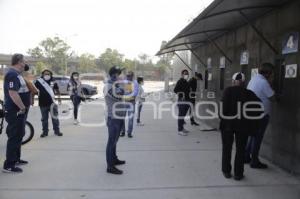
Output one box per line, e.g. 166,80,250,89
27,38,172,80
156,41,173,73
35,61,48,75
98,48,124,72
27,47,43,58
79,53,96,73
28,36,71,74
123,59,135,71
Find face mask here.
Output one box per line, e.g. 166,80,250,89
111,75,118,81
183,75,189,80
73,76,79,80
43,75,51,81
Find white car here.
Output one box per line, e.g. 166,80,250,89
52,76,98,97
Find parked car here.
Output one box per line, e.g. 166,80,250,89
52,76,98,97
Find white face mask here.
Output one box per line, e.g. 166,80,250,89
73,76,79,80
183,75,189,80
43,75,51,81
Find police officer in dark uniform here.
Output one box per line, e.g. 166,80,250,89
3,54,31,173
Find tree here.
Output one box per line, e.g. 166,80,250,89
35,61,48,75
123,58,135,71
27,47,43,58
98,48,124,72
138,53,149,64
28,36,71,74
78,53,96,73
155,41,174,79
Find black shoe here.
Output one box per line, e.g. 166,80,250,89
55,132,63,136
40,133,48,138
250,162,268,169
234,175,244,181
191,121,199,126
128,134,133,138
115,159,126,166
107,167,123,175
223,172,232,179
16,160,28,166
120,132,125,137
2,166,23,173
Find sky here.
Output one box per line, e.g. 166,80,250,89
0,0,213,60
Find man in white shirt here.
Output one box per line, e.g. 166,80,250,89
246,63,275,169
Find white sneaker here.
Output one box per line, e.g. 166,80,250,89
183,129,189,134
73,119,79,125
178,131,188,136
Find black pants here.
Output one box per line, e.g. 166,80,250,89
4,110,27,168
177,103,190,131
106,117,123,168
71,95,81,119
245,115,269,164
221,130,248,176
136,103,143,123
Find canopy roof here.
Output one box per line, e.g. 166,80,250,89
157,0,293,55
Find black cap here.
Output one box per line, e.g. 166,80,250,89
181,69,189,75
195,72,203,80
137,76,144,83
109,65,124,77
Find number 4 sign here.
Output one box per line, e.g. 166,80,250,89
282,32,299,54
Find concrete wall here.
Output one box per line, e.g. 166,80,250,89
192,1,300,174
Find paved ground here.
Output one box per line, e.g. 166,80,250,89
0,94,299,199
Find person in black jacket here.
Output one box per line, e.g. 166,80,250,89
34,69,63,138
174,69,191,136
188,72,202,126
219,72,263,181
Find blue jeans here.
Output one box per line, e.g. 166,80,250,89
4,109,28,167
106,117,123,168
71,95,81,119
136,103,143,123
121,102,135,135
246,115,270,163
40,104,60,134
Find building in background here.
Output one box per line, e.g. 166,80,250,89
158,0,300,175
